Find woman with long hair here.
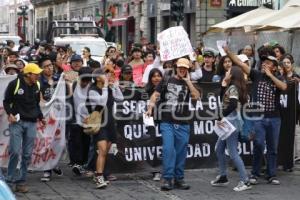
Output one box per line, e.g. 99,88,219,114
145,68,163,181
87,66,123,189
280,54,300,172
211,66,251,192
216,56,233,79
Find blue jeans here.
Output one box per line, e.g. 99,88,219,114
215,111,248,182
160,122,190,180
215,131,248,182
6,120,37,184
251,117,281,178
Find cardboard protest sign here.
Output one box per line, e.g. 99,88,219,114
157,26,194,61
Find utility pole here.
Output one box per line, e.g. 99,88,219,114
103,0,107,37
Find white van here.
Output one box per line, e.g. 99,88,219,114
54,36,107,63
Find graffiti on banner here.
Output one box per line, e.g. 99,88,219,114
0,75,66,171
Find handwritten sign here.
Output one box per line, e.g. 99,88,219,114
157,26,194,61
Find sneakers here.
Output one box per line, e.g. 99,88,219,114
249,175,258,185
161,179,173,191
106,175,117,181
15,184,29,193
153,172,161,181
268,177,280,185
41,171,52,182
94,175,107,189
210,175,229,186
72,164,86,176
53,167,63,176
85,170,94,178
233,181,252,192
174,179,190,190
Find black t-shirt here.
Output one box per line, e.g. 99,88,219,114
249,69,282,118
155,76,191,124
40,75,56,102
198,67,215,82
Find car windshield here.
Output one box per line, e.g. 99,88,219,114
65,41,107,57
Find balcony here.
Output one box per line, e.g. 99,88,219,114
31,0,69,6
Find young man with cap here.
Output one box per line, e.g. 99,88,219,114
3,63,46,193
146,58,200,191
198,49,216,82
224,46,287,185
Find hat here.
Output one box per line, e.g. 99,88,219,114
237,54,249,63
261,55,278,66
176,58,190,69
4,64,19,73
203,50,215,57
122,65,133,73
23,63,43,74
27,54,41,64
70,54,82,62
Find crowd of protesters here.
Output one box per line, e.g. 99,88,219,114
1,37,300,194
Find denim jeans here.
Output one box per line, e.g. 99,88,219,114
160,122,190,180
6,120,37,184
215,113,248,182
251,117,281,178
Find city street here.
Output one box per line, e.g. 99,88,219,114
14,163,300,200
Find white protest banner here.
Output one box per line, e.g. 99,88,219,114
157,26,194,61
0,75,66,171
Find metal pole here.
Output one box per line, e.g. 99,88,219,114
103,0,106,37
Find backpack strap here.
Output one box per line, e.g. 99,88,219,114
13,78,41,95
13,78,20,95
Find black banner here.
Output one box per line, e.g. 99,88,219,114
107,82,296,173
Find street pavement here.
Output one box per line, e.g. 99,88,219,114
14,163,300,200
12,127,300,200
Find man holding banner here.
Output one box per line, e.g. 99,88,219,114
3,63,46,193
146,57,200,191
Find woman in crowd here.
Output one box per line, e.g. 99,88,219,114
102,46,117,65
145,68,163,181
119,64,135,88
87,66,123,189
216,56,233,81
279,54,300,172
211,66,252,192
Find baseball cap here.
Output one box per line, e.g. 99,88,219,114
4,64,19,73
23,63,43,74
203,50,215,57
261,55,278,66
79,67,93,82
122,65,133,73
237,54,249,63
176,58,190,69
70,54,82,62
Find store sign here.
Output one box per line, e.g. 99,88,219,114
228,0,272,7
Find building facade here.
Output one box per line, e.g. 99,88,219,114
29,0,289,52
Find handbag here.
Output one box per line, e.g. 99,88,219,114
83,110,103,135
